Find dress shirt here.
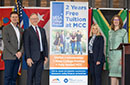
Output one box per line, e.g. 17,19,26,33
10,22,20,49
32,25,43,52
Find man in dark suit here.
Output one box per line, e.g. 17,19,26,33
23,13,48,85
2,11,23,85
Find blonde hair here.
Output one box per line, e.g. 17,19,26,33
90,24,101,36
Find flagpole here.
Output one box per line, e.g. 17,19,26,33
127,0,129,36
127,0,130,43
15,0,17,3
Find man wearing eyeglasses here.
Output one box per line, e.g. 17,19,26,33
23,13,48,85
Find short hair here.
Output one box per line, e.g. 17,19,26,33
29,13,38,18
90,24,101,36
111,15,123,30
10,11,18,17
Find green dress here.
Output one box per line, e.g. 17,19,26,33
108,28,128,77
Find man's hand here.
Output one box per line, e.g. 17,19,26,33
44,57,48,64
96,61,101,65
16,51,22,59
27,58,34,67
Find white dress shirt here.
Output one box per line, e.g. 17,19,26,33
10,22,20,49
32,25,43,52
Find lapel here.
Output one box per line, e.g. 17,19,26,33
88,36,92,42
30,26,40,41
93,36,98,46
39,27,43,39
18,27,23,41
89,36,97,44
9,24,18,42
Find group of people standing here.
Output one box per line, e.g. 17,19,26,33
1,11,128,85
88,15,128,85
53,30,83,55
2,11,48,85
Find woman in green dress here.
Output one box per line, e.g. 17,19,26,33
108,15,128,85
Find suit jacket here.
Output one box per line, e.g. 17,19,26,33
23,26,48,62
88,35,105,63
2,24,23,60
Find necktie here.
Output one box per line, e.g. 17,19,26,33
35,27,40,40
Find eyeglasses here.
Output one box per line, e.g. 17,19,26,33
30,18,38,20
113,19,119,21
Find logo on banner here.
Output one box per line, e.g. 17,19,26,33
64,78,69,83
52,2,64,27
69,78,86,83
51,78,61,83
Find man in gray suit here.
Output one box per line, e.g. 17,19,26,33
2,11,23,85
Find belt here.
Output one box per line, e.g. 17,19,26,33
109,49,120,51
40,51,43,54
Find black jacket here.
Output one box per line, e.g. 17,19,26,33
23,26,48,61
88,35,105,63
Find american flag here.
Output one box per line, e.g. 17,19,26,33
14,0,23,75
14,0,23,28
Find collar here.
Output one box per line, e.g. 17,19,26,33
10,22,17,28
31,25,38,31
32,25,38,28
